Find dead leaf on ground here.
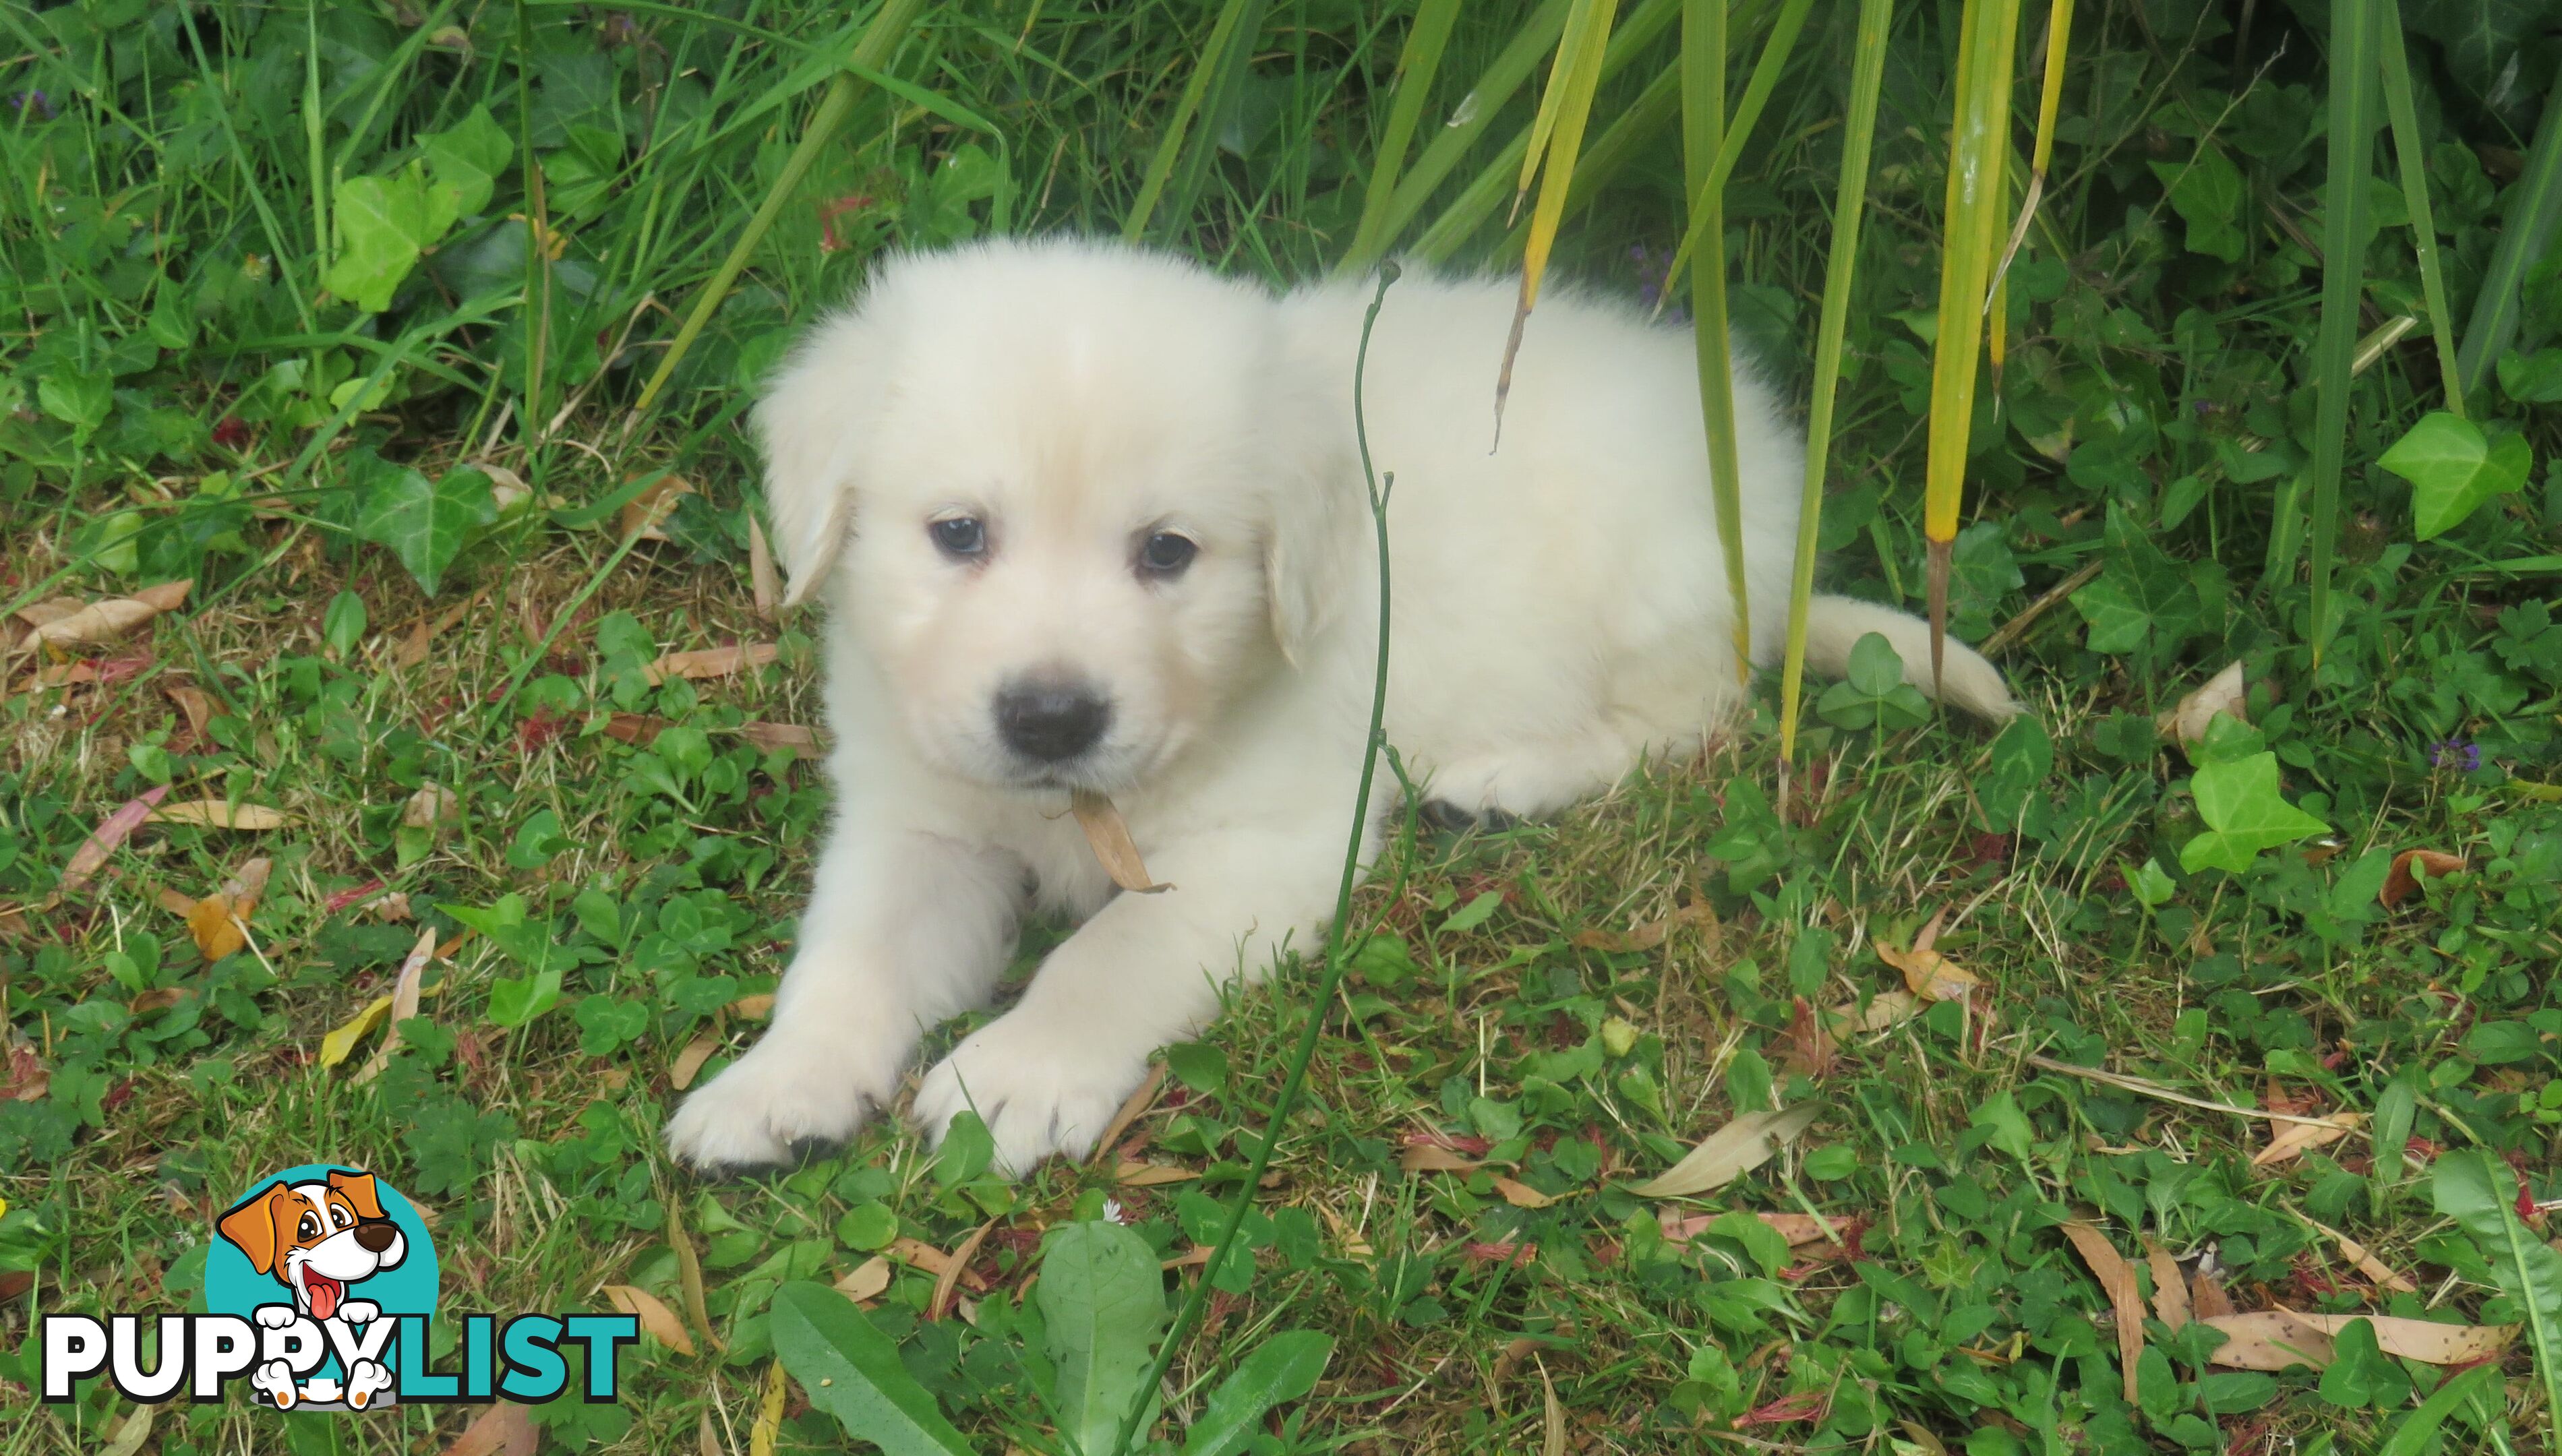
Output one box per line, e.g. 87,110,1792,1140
2063,1221,2145,1403
320,996,394,1069
604,713,671,746
1627,1104,1819,1199
1493,1176,1561,1209
148,798,293,830
2141,1236,2190,1332
403,783,462,830
2301,1217,2419,1294
2190,1267,2237,1321
2251,1111,2362,1168
643,642,778,686
620,473,697,542
479,462,533,514
835,1256,891,1304
1659,1210,1854,1249
17,580,191,651
929,1222,992,1321
1070,790,1171,893
1539,1358,1566,1456
738,721,821,754
440,1401,538,1456
1316,1202,1373,1261
889,1236,990,1292
1876,909,1982,1004
184,856,272,961
2201,1311,2515,1370
1779,994,1835,1079
2380,849,2466,907
1828,988,1922,1033
13,596,86,631
355,927,439,1085
1114,1160,1198,1188
725,994,775,1021
748,1360,785,1456
1400,1143,1482,1174
669,1031,721,1091
4,1033,49,1101
59,785,171,896
666,1194,721,1352
165,684,215,741
396,595,481,669
1570,899,1715,952
603,1283,697,1356
2159,661,2248,756
100,1406,153,1456
129,986,193,1016
748,515,780,617
1091,1063,1168,1162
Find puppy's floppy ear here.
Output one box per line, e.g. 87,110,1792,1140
217,1185,287,1274
1262,394,1364,666
754,311,878,609
327,1169,386,1221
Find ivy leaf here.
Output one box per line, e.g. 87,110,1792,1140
2149,145,2246,262
2377,411,2533,541
38,367,113,439
421,104,512,218
326,169,437,313
356,461,496,595
2178,751,2329,874
2496,348,2562,404
2073,508,2205,661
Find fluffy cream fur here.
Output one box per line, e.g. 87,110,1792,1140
665,237,2017,1176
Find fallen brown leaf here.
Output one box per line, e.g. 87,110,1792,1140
130,986,193,1016
1493,1176,1561,1209
737,721,821,754
395,595,479,669
1627,1104,1818,1199
666,1193,722,1353
1779,994,1835,1079
2159,661,2247,756
643,642,776,686
2379,849,2466,907
2190,1267,2237,1321
603,1283,697,1356
2251,1112,2362,1168
20,580,190,650
835,1256,891,1303
1114,1161,1199,1188
1659,1209,1853,1248
2141,1236,2190,1332
403,784,461,830
620,473,697,542
165,684,215,741
2062,1221,2145,1403
1090,1063,1168,1163
1876,910,1981,1004
725,994,775,1020
669,1031,721,1091
59,785,171,896
355,927,438,1086
1828,988,1922,1033
2300,1217,2419,1294
930,1222,992,1321
1539,1358,1566,1456
184,856,272,961
1399,1143,1482,1174
889,1236,990,1292
148,798,293,830
1070,790,1171,893
2201,1311,2515,1370
4,1033,50,1101
748,515,780,617
13,596,86,631
748,1359,785,1456
1570,899,1715,952
440,1401,538,1456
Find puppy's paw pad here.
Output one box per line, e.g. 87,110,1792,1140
913,1019,1145,1178
665,1037,878,1172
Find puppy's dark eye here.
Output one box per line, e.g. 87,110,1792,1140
1137,531,1197,578
930,516,986,558
299,1215,319,1240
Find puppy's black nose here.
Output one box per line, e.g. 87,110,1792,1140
354,1221,397,1252
994,679,1110,762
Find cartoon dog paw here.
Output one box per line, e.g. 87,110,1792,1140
346,1358,394,1409
251,1360,299,1409
338,1298,380,1326
254,1304,301,1331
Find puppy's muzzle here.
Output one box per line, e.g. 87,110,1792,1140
994,677,1110,763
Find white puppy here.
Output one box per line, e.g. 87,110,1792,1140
665,237,2014,1176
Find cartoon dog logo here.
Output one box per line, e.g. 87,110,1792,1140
216,1169,407,1409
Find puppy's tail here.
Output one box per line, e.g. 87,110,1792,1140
1795,595,2019,721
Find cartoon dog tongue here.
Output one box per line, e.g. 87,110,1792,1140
307,1273,342,1321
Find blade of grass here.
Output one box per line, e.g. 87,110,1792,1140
1922,0,2023,692
1406,0,1682,265
1650,0,1816,307
1986,0,2075,328
2374,0,2459,413
1513,0,1612,227
1121,0,1265,242
2453,61,2562,395
2305,0,2379,669
1346,0,1465,268
1338,0,1577,275
626,0,928,430
1780,0,1894,768
1683,0,1750,681
1494,0,1621,448
1156,0,1276,242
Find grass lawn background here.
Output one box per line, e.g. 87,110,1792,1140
4,0,2561,1451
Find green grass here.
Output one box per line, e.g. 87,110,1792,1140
6,2,2562,1453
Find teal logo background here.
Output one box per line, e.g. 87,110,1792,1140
204,1164,438,1399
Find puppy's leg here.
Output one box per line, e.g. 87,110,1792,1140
666,822,1023,1171
912,822,1354,1176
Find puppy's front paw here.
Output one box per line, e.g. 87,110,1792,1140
337,1299,379,1327
913,1014,1148,1178
665,1031,893,1172
254,1304,301,1331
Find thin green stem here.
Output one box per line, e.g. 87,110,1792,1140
1111,264,1403,1456
2306,0,2379,668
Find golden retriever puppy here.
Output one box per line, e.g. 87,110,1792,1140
666,237,2014,1176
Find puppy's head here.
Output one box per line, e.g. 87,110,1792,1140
758,239,1352,793
216,1170,406,1321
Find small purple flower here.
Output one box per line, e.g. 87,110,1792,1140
7,90,55,120
2431,739,2480,772
1628,243,1688,321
